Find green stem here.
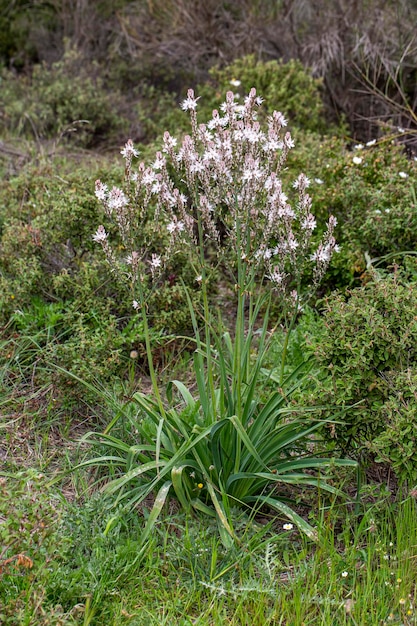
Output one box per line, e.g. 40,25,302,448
196,209,216,423
136,276,165,418
279,294,299,387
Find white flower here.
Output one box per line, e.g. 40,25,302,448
352,156,363,165
92,225,108,243
283,523,294,531
284,133,295,149
398,127,405,133
230,79,241,87
301,214,317,231
354,143,364,150
132,300,140,310
152,154,166,170
399,171,408,179
314,178,324,185
293,174,310,189
366,139,376,146
149,254,162,270
181,89,199,111
95,180,108,201
167,220,185,234
120,139,139,159
108,187,128,211
341,571,348,578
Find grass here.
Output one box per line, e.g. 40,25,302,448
1,457,417,625
1,314,417,625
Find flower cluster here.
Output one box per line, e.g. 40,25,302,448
93,87,338,302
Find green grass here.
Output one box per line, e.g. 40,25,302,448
1,453,417,625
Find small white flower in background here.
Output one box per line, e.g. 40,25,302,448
167,220,185,235
92,225,108,242
284,132,295,149
132,300,139,310
398,127,405,133
149,254,162,269
352,156,363,165
366,139,376,146
283,523,294,530
270,111,288,127
95,180,108,201
399,171,408,179
314,178,324,184
230,78,241,87
152,153,166,170
181,89,199,111
354,143,364,150
108,187,128,211
120,139,139,159
149,254,162,276
293,174,310,189
341,571,349,578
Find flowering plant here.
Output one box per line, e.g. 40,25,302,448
84,88,355,544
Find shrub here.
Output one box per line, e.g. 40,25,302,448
136,56,329,144
0,49,127,147
305,269,417,482
286,134,417,291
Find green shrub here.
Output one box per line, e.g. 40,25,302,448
0,158,200,419
0,49,127,147
286,135,417,291
370,368,417,484
207,55,328,134
136,55,329,144
304,270,417,481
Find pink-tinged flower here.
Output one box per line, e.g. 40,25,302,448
181,89,199,111
162,132,178,152
301,214,317,231
120,139,139,159
270,111,288,127
132,300,140,310
167,220,185,234
92,225,108,243
293,174,311,190
142,169,157,186
264,138,283,152
95,180,108,201
108,187,128,211
269,269,284,285
284,132,295,149
149,254,162,270
152,153,166,170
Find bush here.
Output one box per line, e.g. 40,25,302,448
286,134,417,291
0,49,127,147
0,158,200,418
305,269,417,482
135,55,329,145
